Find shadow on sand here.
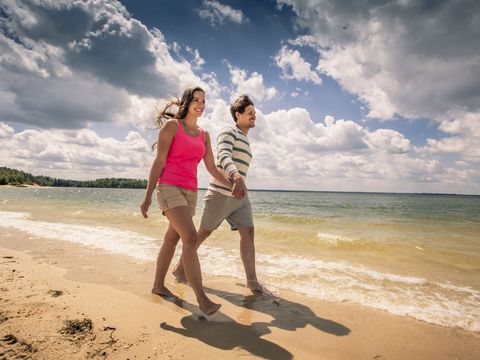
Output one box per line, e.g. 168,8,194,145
205,285,351,336
158,296,293,359
160,315,293,359
157,284,350,359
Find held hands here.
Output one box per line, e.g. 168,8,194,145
230,175,246,199
140,197,151,219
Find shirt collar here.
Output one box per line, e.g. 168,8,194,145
235,124,247,136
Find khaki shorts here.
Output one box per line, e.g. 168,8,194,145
200,190,253,230
156,184,197,216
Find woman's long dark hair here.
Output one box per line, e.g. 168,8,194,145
152,86,205,149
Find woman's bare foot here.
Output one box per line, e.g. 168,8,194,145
152,285,176,298
247,279,268,293
198,299,221,316
172,268,188,284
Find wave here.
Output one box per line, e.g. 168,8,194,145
1,210,478,332
0,211,158,261
255,213,329,225
199,249,480,332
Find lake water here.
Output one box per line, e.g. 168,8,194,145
1,187,479,332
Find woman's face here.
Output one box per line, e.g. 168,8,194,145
188,90,205,118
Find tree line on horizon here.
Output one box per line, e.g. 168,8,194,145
0,167,147,189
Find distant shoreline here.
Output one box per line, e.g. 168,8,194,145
247,188,480,197
2,166,479,196
0,184,43,188
1,184,479,197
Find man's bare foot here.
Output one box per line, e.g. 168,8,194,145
198,299,221,316
172,268,188,284
247,279,269,294
151,286,176,298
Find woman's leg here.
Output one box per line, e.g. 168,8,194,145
165,206,221,315
172,227,213,283
152,224,180,297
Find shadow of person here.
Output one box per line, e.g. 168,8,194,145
161,314,293,360
152,292,227,319
204,286,350,336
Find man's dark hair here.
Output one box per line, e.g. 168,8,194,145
230,95,254,122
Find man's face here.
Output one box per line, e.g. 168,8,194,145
236,105,256,129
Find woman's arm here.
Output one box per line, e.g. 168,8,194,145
203,131,231,189
140,120,176,218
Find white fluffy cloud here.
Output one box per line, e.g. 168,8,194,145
228,65,277,102
0,123,152,180
423,111,480,162
198,0,247,26
367,129,412,154
274,46,322,85
245,109,478,193
0,122,15,138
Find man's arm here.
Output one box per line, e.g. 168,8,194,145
203,131,230,188
217,128,246,198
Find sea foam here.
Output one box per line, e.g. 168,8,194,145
0,211,158,261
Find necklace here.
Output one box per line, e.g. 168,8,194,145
181,120,198,135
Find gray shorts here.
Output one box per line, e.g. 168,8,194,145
200,190,254,230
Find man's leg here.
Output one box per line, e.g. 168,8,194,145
238,226,264,292
172,227,214,282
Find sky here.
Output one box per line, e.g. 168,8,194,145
1,0,479,194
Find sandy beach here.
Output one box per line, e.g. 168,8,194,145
0,230,478,359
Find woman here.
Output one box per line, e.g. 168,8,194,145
140,86,229,316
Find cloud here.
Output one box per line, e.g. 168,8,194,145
200,102,479,194
0,72,132,128
2,101,478,193
367,129,412,154
245,108,478,193
1,1,478,194
423,111,480,162
169,42,207,74
185,46,206,70
0,123,152,180
198,0,247,26
0,0,210,129
277,0,480,121
0,122,15,138
228,65,277,102
274,46,322,85
251,108,369,152
275,0,480,193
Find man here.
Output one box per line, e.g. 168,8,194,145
173,94,265,292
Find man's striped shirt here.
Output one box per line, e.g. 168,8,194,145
208,125,252,196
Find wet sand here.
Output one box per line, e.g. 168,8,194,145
0,230,479,359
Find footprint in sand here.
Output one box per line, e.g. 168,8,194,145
47,290,64,297
0,312,8,325
0,334,37,359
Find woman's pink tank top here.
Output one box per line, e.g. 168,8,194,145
158,119,206,191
